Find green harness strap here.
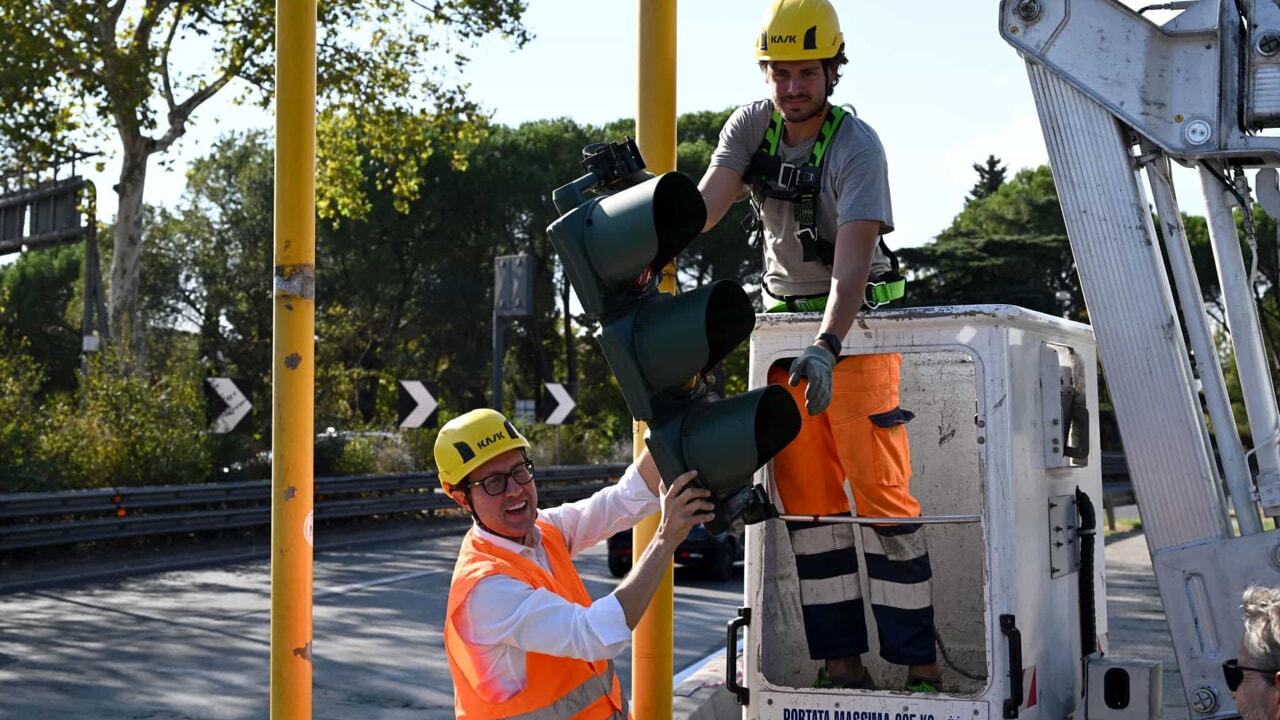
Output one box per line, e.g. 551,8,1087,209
764,277,906,314
751,105,847,254
748,103,906,310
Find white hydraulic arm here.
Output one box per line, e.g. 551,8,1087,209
1001,0,1280,715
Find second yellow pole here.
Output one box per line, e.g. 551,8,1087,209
633,1,678,717
271,0,317,715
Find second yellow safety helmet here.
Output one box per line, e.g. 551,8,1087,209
434,408,531,492
756,0,844,63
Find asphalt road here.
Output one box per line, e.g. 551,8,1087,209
0,524,744,719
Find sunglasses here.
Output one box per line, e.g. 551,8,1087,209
465,460,535,497
1224,659,1280,692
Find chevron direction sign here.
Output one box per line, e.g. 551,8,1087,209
398,380,439,429
205,378,254,434
543,382,576,425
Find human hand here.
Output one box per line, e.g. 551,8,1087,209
788,344,836,416
657,470,715,547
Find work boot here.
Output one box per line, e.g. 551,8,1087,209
904,674,941,693
843,668,878,690
813,666,878,690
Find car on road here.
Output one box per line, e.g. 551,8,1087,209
606,521,744,581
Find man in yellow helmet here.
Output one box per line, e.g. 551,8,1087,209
435,408,713,718
698,0,940,693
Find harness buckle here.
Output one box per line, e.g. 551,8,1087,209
864,280,887,310
794,226,822,263
776,162,798,189
796,165,821,191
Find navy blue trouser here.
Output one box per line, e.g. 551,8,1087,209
786,519,937,666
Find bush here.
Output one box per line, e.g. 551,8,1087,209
0,338,51,492
31,351,214,489
517,418,632,467
315,429,416,476
335,433,415,475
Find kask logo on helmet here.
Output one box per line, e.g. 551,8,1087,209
476,431,508,449
770,33,797,44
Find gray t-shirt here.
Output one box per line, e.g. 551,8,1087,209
709,99,894,299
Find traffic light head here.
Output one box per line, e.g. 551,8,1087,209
546,144,800,531
548,171,705,318
597,280,755,421
647,384,800,534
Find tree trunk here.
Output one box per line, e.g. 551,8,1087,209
109,136,152,369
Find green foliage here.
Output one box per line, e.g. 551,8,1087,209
899,165,1081,317
967,155,1008,204
518,419,631,467
0,0,530,359
111,109,776,478
0,244,84,394
675,109,760,294
143,131,275,374
0,336,48,488
11,349,214,491
0,0,530,202
313,431,415,476
335,435,414,475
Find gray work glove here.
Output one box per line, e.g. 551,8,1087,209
788,344,836,416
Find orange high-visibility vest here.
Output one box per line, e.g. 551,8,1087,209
445,520,630,719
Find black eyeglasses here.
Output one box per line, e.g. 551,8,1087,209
466,461,535,496
1223,659,1280,692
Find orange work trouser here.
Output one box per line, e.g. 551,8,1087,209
767,352,919,518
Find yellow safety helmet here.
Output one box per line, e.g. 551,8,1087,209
756,0,844,63
434,409,531,492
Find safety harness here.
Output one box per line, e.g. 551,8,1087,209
743,104,906,313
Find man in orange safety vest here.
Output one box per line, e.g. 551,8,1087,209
437,408,712,719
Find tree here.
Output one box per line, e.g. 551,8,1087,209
900,165,1081,317
142,131,275,382
130,108,779,467
0,0,530,365
0,244,84,394
0,337,48,488
967,155,1008,204
32,348,213,490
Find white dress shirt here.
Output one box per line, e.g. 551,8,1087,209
453,462,660,703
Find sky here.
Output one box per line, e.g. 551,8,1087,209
71,0,1205,252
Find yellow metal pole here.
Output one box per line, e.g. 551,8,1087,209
634,1,677,717
271,0,317,715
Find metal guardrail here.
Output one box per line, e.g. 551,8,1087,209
0,454,1142,548
0,463,631,551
